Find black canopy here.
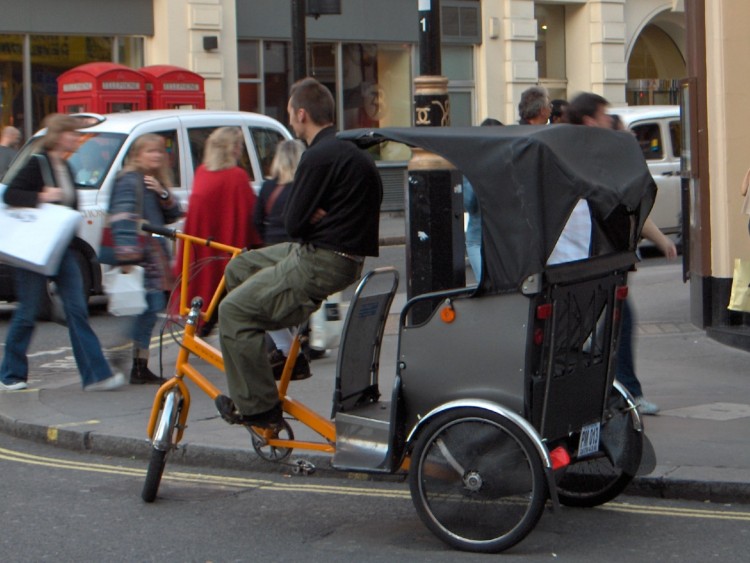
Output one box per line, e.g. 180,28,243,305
339,124,656,293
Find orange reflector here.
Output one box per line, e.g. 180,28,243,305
616,285,628,300
549,446,571,470
536,303,553,319
440,306,456,323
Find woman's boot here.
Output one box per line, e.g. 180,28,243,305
130,357,162,384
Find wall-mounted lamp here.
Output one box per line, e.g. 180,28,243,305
203,36,219,51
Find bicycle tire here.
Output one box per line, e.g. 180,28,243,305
142,447,167,503
409,407,547,553
556,389,643,508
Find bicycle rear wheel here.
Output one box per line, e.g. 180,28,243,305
556,388,643,508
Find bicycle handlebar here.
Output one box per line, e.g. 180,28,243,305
140,222,244,255
141,223,177,239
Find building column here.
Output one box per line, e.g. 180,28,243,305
149,0,238,110
565,0,627,105
501,0,538,124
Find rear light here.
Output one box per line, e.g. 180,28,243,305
534,328,544,345
615,285,628,300
549,446,571,470
536,303,553,319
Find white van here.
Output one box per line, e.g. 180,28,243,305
0,110,292,310
611,105,682,237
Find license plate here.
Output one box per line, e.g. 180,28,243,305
578,422,600,458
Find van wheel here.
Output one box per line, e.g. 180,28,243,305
38,250,92,322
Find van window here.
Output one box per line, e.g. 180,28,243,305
669,120,682,158
158,130,182,187
249,127,287,179
68,133,126,189
631,123,663,160
187,127,254,181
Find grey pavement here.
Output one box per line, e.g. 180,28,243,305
2,212,750,504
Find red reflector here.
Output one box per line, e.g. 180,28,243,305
549,446,571,470
536,303,553,319
534,328,544,345
616,285,629,300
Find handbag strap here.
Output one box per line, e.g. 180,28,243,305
265,182,286,216
32,154,55,187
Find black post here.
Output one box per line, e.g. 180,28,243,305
291,0,308,81
407,0,465,324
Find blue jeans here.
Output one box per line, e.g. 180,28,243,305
129,289,166,350
0,248,112,388
615,298,643,398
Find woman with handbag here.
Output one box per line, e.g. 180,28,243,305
0,114,126,392
108,133,182,384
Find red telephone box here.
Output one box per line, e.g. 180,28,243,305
57,63,148,114
139,65,205,110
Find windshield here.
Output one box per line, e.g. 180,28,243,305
1,132,126,189
68,133,126,189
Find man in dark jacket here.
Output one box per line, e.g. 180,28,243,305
215,77,383,428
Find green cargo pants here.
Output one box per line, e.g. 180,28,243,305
218,242,362,415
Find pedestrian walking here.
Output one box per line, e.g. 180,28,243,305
0,114,126,391
108,133,182,384
0,125,21,176
565,92,677,415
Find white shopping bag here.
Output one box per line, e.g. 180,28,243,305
103,266,148,317
0,203,82,276
309,292,346,351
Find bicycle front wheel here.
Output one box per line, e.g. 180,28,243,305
409,407,547,553
142,390,182,503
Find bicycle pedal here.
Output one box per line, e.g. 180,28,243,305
292,459,316,476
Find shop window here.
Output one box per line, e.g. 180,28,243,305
535,4,566,80
0,33,144,133
342,43,412,132
443,45,474,126
239,40,262,114
264,41,293,126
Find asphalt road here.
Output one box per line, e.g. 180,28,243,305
1,432,748,562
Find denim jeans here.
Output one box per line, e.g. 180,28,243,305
129,289,166,350
615,298,643,398
0,248,112,388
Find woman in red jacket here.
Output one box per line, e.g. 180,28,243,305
175,127,262,332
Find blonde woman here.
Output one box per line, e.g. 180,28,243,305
253,139,309,380
109,133,182,384
1,114,125,391
254,139,305,244
175,127,261,334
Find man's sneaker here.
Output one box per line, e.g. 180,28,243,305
635,396,660,415
0,380,28,391
84,372,127,392
270,350,312,381
236,402,284,430
215,394,241,425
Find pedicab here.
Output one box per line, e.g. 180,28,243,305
141,123,656,553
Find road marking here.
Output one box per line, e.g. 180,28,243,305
1,445,750,520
